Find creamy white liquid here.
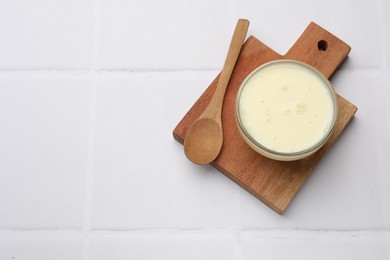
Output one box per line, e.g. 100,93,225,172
238,62,335,153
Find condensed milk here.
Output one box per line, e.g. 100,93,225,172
235,60,338,161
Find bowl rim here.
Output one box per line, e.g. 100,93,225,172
235,59,338,158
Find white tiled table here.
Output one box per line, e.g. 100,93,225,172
0,0,389,259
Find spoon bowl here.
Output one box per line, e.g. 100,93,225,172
184,118,223,164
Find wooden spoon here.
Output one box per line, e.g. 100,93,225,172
184,19,249,164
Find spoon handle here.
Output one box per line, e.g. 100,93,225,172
203,19,249,120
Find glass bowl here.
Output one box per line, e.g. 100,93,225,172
235,60,338,161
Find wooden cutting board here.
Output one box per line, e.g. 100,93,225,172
173,22,358,214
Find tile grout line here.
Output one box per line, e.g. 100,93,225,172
0,68,221,76
1,228,389,234
0,67,387,75
234,187,244,260
81,0,102,259
81,82,97,260
375,1,390,224
0,66,386,88
1,228,389,239
229,2,244,259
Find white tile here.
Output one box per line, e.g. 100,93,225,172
383,0,390,67
90,232,236,260
92,72,238,229
238,70,390,229
0,234,83,260
235,0,332,56
98,0,234,70
0,76,91,229
241,231,390,260
326,0,384,69
0,0,94,69
235,0,383,69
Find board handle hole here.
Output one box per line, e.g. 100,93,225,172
317,40,328,52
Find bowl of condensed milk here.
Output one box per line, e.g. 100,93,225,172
235,60,338,161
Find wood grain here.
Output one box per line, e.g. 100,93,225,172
173,22,357,214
